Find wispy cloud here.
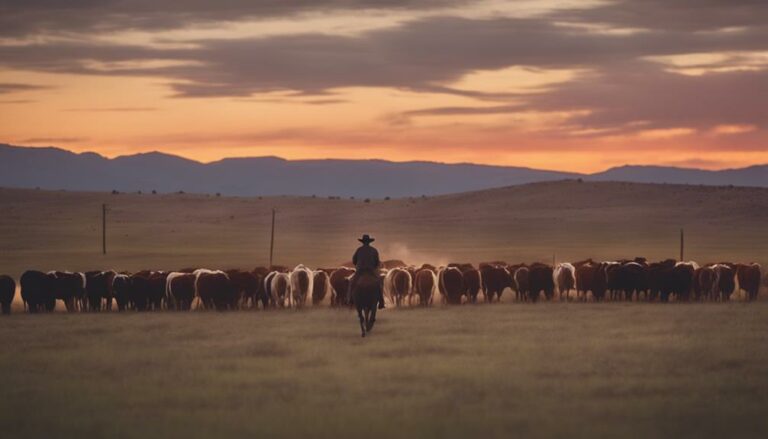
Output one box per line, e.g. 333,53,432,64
18,137,89,144
62,107,157,112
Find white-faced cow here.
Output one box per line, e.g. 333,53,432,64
553,263,576,302
195,269,234,310
269,272,291,308
289,264,313,308
166,272,196,310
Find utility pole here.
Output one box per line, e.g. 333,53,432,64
269,208,276,268
679,228,684,261
102,203,107,255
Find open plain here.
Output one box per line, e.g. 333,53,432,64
1,180,767,438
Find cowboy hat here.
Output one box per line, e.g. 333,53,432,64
358,234,375,244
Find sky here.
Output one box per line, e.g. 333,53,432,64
0,0,766,172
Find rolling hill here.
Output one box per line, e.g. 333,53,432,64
1,143,766,197
1,180,766,277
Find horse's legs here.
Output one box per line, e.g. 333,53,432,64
366,307,377,332
357,307,366,337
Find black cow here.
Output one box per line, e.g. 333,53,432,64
20,270,56,313
0,275,15,314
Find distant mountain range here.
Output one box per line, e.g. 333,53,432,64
1,143,766,197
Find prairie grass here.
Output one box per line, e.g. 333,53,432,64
1,303,767,438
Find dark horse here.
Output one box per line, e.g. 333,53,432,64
352,271,380,337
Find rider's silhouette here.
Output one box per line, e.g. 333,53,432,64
347,234,385,309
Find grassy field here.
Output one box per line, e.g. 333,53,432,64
1,303,767,438
1,182,768,437
1,180,767,276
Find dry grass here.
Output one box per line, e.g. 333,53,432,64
2,181,768,437
1,304,768,438
1,180,767,277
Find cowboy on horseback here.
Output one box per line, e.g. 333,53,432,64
347,234,385,309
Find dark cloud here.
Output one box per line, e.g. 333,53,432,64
1,1,766,138
527,61,768,132
0,0,467,36
403,104,525,117
402,62,768,133
1,16,766,98
555,0,768,32
0,82,49,94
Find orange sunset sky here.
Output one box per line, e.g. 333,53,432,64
0,0,766,172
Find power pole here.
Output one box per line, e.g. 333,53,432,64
679,228,684,261
102,203,107,255
269,208,276,268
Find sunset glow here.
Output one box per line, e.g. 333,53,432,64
1,0,766,172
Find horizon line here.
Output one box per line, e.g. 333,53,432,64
2,142,766,175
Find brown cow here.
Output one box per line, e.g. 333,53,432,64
670,262,696,302
736,263,761,301
49,271,86,312
575,262,607,301
693,266,716,301
605,261,647,301
513,266,530,302
528,263,554,302
480,264,509,303
0,275,15,314
330,267,355,307
463,268,483,303
252,267,271,308
312,270,331,305
21,270,55,313
90,270,116,311
111,273,131,311
439,266,464,305
147,271,169,310
385,268,412,307
223,269,258,308
712,264,736,301
128,272,152,310
451,263,482,302
413,268,436,306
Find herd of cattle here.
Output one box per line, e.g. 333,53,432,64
0,258,762,314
